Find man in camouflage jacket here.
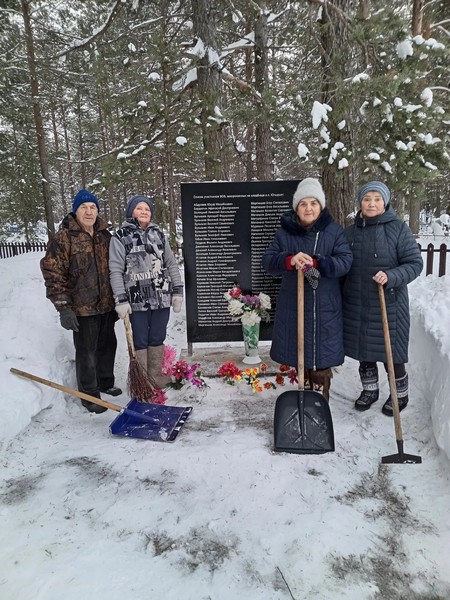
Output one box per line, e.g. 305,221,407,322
40,189,121,413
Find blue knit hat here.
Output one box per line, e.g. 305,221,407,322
126,195,155,219
357,181,391,206
72,189,99,214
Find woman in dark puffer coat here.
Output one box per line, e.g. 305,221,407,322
262,178,353,398
343,181,423,415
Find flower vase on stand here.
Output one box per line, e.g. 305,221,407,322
242,322,261,365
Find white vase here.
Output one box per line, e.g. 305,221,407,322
242,322,261,364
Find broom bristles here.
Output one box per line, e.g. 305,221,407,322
127,358,159,402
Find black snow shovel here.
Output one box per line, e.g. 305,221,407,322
10,368,192,443
273,269,335,454
378,284,421,464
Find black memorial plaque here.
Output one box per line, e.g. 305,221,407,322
181,180,299,344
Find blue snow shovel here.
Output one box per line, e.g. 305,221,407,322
273,269,335,454
10,368,192,443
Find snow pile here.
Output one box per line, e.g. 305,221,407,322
409,275,450,460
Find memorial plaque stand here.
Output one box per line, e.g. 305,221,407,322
181,180,299,351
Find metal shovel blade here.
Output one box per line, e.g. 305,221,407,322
382,441,422,464
109,398,192,442
274,389,335,454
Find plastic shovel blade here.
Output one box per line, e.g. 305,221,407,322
109,398,192,442
274,389,335,454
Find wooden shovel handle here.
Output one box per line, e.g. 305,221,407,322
378,283,404,441
124,313,136,358
297,268,304,391
10,368,122,413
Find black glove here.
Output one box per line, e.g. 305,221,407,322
60,308,79,332
302,264,321,290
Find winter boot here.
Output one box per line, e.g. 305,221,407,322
355,365,379,411
81,391,108,414
100,386,122,397
147,345,171,388
382,373,409,416
135,349,148,374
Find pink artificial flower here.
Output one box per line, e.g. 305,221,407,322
152,388,168,404
172,360,189,380
162,345,177,375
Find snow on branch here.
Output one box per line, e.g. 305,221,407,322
54,0,124,59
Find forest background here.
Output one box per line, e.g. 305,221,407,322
0,0,449,245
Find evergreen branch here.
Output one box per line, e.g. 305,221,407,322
431,20,450,36
221,70,262,102
428,86,450,94
53,0,124,59
307,0,352,26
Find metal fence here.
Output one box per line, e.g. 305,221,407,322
0,241,47,259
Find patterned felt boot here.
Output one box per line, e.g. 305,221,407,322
382,373,409,416
355,365,379,411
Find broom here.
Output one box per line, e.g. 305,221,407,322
123,314,165,403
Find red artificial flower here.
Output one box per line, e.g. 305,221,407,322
288,369,298,384
217,362,242,379
229,286,242,299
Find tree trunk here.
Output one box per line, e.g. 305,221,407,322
408,0,425,233
319,0,353,227
50,102,67,215
21,0,55,238
61,108,75,200
412,0,424,36
96,87,111,225
76,90,86,187
245,20,255,181
162,58,177,242
254,7,273,181
191,0,226,181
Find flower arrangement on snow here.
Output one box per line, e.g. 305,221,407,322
162,345,207,391
150,388,168,404
217,362,297,392
224,285,271,326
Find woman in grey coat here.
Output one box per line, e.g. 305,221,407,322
109,195,183,387
343,181,423,415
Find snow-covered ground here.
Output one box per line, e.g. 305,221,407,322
1,252,450,600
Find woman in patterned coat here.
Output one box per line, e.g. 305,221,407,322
109,195,183,388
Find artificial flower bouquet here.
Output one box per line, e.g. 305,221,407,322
162,345,207,391
224,285,271,326
217,362,297,392
217,361,243,385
